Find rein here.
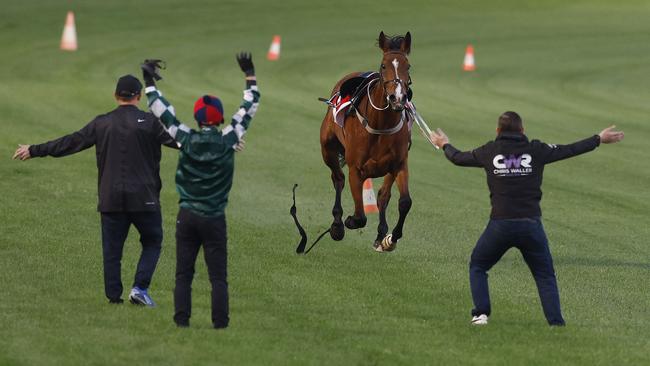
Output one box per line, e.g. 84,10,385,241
353,73,406,136
366,79,390,111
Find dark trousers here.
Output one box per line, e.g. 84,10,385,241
469,218,565,325
174,208,229,328
100,211,163,301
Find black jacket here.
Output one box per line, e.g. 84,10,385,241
29,105,177,212
443,132,600,219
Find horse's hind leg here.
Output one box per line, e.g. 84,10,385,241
329,168,345,241
373,174,394,250
321,139,346,241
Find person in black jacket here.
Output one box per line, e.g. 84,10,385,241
13,75,178,306
429,111,624,326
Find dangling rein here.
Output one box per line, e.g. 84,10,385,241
291,184,330,255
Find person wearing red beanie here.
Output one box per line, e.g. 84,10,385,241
143,53,260,329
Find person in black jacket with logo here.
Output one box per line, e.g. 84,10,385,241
429,111,624,326
13,75,178,306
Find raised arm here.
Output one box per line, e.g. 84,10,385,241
537,125,624,164
222,52,261,148
142,60,192,146
430,128,484,167
13,119,97,161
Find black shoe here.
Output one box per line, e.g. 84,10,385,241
213,324,228,330
108,298,124,304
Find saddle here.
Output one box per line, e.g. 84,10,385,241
323,72,379,127
341,71,379,107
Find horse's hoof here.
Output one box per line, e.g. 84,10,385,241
330,223,345,241
344,215,367,230
373,234,397,252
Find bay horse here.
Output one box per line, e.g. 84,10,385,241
319,31,412,252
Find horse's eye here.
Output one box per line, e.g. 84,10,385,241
381,64,385,69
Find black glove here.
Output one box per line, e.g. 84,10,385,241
141,59,166,86
236,52,255,76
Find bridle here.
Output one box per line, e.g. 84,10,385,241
352,51,412,135
371,51,412,111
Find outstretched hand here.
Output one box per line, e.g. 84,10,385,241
598,125,624,144
429,128,450,149
13,144,31,161
236,52,255,77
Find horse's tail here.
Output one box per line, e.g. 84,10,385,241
291,184,330,255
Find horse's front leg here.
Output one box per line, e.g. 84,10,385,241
377,164,411,252
344,168,367,230
373,174,394,250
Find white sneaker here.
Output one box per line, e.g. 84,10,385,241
471,314,488,325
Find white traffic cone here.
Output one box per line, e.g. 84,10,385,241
60,11,77,51
363,179,379,214
267,35,281,61
463,44,475,71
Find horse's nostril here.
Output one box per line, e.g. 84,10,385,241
388,95,396,102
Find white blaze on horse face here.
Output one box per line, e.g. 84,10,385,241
392,58,403,101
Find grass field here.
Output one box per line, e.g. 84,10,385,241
1,0,649,365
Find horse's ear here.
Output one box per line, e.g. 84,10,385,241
378,31,387,51
401,32,411,54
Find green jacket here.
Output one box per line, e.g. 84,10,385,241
145,80,260,217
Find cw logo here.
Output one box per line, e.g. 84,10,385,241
493,154,532,169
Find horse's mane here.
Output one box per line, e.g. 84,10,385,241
377,34,406,51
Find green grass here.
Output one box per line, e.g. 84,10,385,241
1,0,649,364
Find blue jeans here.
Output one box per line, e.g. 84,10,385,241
469,218,565,325
100,211,163,301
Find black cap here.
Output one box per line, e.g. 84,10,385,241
115,74,142,98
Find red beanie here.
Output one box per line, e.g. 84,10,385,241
193,95,224,126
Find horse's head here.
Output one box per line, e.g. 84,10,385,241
377,31,411,112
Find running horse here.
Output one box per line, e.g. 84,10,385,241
320,31,413,252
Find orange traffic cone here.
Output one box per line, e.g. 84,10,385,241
267,35,281,61
60,11,77,51
463,44,475,71
363,179,379,214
